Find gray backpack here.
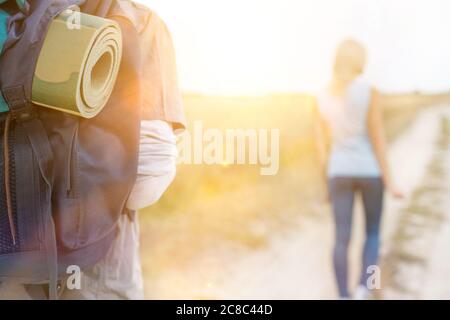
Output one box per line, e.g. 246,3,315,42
0,0,143,298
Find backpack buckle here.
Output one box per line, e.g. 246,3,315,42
10,104,37,122
2,86,37,122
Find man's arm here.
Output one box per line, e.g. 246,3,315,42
126,120,177,211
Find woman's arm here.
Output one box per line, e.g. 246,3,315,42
367,89,403,198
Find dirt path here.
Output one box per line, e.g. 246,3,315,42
381,106,450,299
206,105,450,300
147,107,450,300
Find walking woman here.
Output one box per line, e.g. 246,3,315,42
315,39,403,299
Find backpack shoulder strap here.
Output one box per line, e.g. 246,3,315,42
2,86,53,184
0,0,80,300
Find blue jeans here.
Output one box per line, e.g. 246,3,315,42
328,177,384,298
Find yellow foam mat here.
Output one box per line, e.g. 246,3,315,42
32,9,122,118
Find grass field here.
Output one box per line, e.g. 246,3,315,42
139,92,450,297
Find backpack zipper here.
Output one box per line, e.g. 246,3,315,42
3,113,16,244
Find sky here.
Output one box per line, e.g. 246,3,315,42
136,0,450,95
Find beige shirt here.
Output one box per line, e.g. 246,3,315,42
135,2,186,129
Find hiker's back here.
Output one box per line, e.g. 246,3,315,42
318,77,381,178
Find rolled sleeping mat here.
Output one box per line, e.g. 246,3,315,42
32,8,122,118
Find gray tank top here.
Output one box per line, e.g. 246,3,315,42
317,77,381,178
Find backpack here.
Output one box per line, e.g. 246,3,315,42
0,0,143,299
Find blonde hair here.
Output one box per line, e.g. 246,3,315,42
333,39,367,84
